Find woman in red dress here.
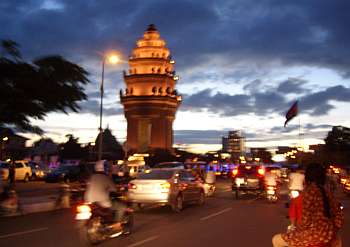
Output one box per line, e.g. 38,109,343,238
272,163,344,247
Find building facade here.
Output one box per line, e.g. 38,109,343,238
120,24,182,153
222,130,245,160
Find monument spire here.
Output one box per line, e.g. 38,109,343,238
120,24,181,153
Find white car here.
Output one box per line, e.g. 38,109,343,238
14,160,32,182
0,160,32,182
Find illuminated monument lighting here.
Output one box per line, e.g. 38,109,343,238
120,24,182,153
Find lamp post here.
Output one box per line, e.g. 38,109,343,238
98,54,120,161
0,136,8,160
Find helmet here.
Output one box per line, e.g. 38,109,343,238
95,160,105,172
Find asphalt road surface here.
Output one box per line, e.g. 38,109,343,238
0,179,349,247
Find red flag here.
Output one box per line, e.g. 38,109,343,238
284,101,298,127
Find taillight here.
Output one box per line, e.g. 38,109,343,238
258,167,265,176
232,169,238,176
128,183,137,190
76,204,92,220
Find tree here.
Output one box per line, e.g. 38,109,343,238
59,134,87,160
145,148,176,167
94,128,124,160
0,40,89,134
32,138,58,164
324,126,350,166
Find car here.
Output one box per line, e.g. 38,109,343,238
153,161,185,169
231,164,265,199
0,160,33,182
28,162,47,180
14,160,32,182
127,168,205,212
45,165,81,183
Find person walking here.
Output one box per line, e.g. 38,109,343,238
8,161,15,185
272,163,344,247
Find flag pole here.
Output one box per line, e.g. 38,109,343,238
298,100,302,166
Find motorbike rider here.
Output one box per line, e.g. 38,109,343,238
288,166,305,196
84,160,126,231
205,166,216,185
203,166,216,195
264,169,278,187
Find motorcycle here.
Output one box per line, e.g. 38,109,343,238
203,183,216,197
265,185,278,202
76,202,134,245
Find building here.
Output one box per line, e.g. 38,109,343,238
249,147,272,163
120,24,182,153
0,127,28,160
222,131,245,160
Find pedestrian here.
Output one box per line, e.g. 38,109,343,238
8,160,16,185
272,163,344,247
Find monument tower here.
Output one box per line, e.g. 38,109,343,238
120,24,182,153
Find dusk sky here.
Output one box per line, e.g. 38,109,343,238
2,0,350,153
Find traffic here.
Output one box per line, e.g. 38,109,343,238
0,159,349,247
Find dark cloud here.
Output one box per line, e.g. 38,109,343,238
174,130,226,144
2,0,350,143
300,85,350,115
78,99,122,116
269,123,332,134
181,82,350,118
182,89,253,116
1,0,350,77
173,125,332,145
277,78,308,94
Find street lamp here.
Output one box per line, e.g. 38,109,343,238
98,53,120,161
0,136,8,160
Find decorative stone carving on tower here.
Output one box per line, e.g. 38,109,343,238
120,24,182,153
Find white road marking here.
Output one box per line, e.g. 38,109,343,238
200,207,232,221
126,235,160,247
0,227,48,239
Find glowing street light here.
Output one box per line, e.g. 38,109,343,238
108,55,120,64
98,53,121,161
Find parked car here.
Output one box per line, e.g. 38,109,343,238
28,162,47,180
153,162,185,169
14,160,32,182
127,168,205,212
45,165,81,183
0,160,32,182
231,164,265,199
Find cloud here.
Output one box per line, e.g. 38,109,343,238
174,130,227,144
300,85,350,115
78,99,123,116
181,81,350,118
277,78,308,94
1,0,350,77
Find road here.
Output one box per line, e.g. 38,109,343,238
0,179,349,247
